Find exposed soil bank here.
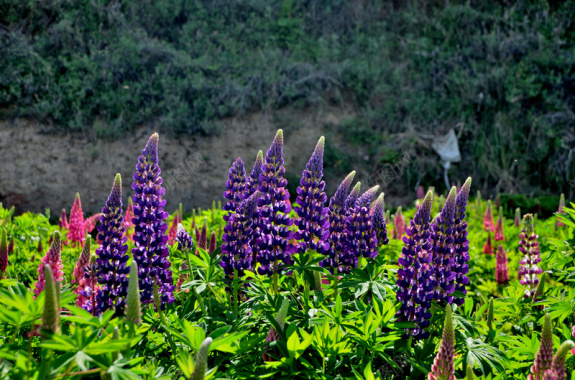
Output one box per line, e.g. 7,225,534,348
1,106,392,216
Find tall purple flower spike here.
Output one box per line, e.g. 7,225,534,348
256,130,294,276
245,150,264,199
372,193,389,246
294,137,329,254
341,185,379,270
344,182,361,211
319,171,356,271
220,192,260,277
452,177,471,306
519,214,542,298
244,150,264,265
430,187,457,304
96,174,130,315
223,157,247,221
131,133,174,309
396,191,435,340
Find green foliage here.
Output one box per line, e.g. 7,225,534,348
1,189,575,378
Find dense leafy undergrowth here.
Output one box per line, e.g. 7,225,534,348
0,132,574,380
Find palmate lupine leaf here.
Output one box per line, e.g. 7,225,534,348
457,337,510,375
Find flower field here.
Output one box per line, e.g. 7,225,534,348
0,130,574,379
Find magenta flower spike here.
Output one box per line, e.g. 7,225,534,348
208,231,217,254
34,231,64,297
131,133,174,308
495,207,505,241
167,211,180,246
519,214,542,298
124,198,135,241
417,185,425,200
59,209,69,230
483,200,494,232
0,228,8,280
528,314,554,380
495,245,509,285
428,304,456,380
73,235,91,285
198,219,208,251
69,193,86,247
483,233,494,255
393,207,406,239
84,214,102,234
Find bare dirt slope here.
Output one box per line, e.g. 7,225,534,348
0,106,375,216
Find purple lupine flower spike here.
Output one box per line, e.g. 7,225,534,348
396,191,435,339
294,137,329,254
319,171,356,270
223,157,247,221
177,223,194,252
372,193,389,246
244,150,264,199
131,133,174,309
220,192,260,277
256,130,294,276
518,214,542,298
342,185,380,269
344,182,361,211
244,150,264,265
430,186,457,304
80,254,101,315
528,313,554,380
95,174,130,315
428,304,456,380
452,177,471,306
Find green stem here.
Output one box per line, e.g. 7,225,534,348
233,269,239,315
153,283,178,356
273,258,279,295
333,267,339,299
184,249,193,281
206,283,223,302
195,287,206,314
273,273,278,296
303,279,310,313
0,324,20,367
50,368,101,379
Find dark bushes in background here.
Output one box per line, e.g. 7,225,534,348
1,0,574,195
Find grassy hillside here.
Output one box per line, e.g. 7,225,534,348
1,0,575,194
